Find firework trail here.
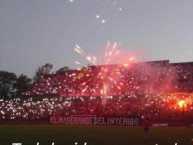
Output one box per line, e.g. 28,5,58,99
73,42,136,105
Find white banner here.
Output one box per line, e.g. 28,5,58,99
50,116,139,126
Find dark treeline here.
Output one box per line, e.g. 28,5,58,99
0,63,70,99
0,71,31,99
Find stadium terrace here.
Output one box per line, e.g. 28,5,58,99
26,60,193,96
0,60,193,125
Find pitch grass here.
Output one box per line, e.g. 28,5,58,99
0,125,192,145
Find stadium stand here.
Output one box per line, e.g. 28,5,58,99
0,60,193,124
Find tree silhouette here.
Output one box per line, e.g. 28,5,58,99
16,74,32,96
34,63,53,81
0,71,17,99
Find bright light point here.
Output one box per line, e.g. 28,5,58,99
74,44,84,55
120,82,124,85
69,0,74,2
82,82,86,86
74,48,81,54
129,57,134,61
86,56,92,61
96,15,100,19
93,56,96,61
75,61,80,65
113,42,117,49
117,8,122,12
178,100,187,108
101,19,106,24
82,87,87,92
123,64,129,67
75,44,81,49
116,50,120,54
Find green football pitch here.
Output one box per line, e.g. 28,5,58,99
0,125,192,145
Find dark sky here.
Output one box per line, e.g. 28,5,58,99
0,0,193,78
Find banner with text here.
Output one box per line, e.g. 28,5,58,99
50,116,139,126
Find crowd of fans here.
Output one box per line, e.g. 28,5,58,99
0,60,193,122
0,94,192,122
25,60,193,96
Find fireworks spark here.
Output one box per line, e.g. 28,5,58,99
178,100,187,108
73,42,136,105
75,61,80,65
74,44,84,55
69,0,74,3
117,8,123,12
111,0,123,13
101,19,106,24
96,15,100,19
